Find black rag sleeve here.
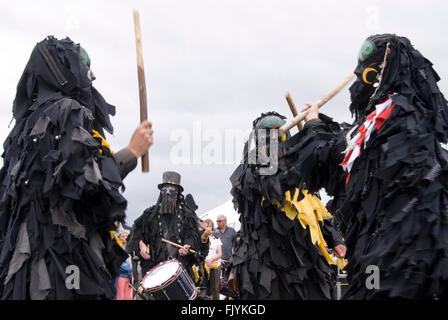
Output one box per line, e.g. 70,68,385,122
126,208,151,258
321,219,345,248
283,113,348,197
198,236,210,261
39,98,128,230
183,211,208,266
0,97,129,299
113,148,137,180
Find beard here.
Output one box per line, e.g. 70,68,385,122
160,192,178,214
349,80,376,119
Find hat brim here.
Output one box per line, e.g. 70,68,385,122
158,182,184,192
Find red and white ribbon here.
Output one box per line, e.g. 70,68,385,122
340,95,395,185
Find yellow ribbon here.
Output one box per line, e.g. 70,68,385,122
192,265,200,283
92,129,114,154
270,188,348,268
110,230,124,248
204,261,219,279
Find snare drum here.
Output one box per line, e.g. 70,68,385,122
141,259,197,300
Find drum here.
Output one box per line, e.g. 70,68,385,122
141,259,197,300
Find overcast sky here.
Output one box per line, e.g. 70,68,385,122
0,0,447,225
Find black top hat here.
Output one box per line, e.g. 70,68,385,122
158,171,184,192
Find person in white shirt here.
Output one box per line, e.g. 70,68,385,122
203,219,222,300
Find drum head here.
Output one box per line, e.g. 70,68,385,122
142,260,181,290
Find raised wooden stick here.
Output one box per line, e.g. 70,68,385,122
279,73,355,135
161,238,197,254
285,92,303,131
133,10,149,172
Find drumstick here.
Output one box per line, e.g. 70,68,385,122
279,73,355,135
161,238,197,254
128,283,147,300
285,92,303,131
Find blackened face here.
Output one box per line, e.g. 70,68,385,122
355,40,383,86
79,47,96,88
160,185,179,214
350,38,386,116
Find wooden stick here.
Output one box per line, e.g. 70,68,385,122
315,73,356,107
279,73,355,135
133,10,149,172
285,92,303,131
128,283,147,300
161,238,197,254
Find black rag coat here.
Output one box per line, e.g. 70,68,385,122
0,36,132,300
230,134,345,300
282,35,448,299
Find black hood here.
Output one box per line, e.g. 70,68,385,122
13,36,115,134
349,34,448,142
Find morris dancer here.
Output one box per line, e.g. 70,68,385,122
0,36,153,299
230,111,346,300
290,34,448,299
126,171,209,291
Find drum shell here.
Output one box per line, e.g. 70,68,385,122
142,259,197,300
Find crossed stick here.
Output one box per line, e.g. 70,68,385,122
280,73,355,135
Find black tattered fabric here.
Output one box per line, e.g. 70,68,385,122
126,193,208,282
0,36,128,299
230,112,345,300
283,34,448,299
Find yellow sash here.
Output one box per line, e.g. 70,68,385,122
110,231,124,248
269,188,348,269
204,261,219,279
92,129,114,154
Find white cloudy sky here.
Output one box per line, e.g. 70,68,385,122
0,0,447,225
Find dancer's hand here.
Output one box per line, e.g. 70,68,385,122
333,244,347,258
128,120,154,158
301,102,320,122
179,244,191,256
139,240,151,260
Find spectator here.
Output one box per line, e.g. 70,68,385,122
215,215,237,281
222,231,241,300
115,231,133,300
203,219,222,300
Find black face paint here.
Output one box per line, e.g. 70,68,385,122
349,35,389,118
350,61,379,114
349,79,376,117
355,41,383,86
79,47,95,88
160,185,179,214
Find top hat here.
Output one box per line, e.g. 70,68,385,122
157,171,184,192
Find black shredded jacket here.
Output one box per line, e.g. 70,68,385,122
0,37,130,300
230,132,345,300
283,36,448,299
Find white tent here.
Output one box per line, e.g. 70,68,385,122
199,200,241,231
